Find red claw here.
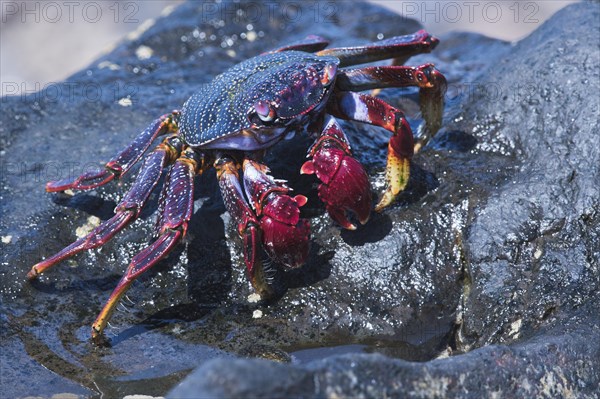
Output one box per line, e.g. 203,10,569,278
302,119,372,230
243,160,310,269
260,194,310,268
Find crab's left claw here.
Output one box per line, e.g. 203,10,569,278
302,118,372,230
243,160,310,269
260,194,310,268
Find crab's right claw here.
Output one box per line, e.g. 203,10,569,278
302,146,372,230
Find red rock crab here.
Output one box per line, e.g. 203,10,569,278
28,30,446,338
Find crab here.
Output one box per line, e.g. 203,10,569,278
28,30,446,339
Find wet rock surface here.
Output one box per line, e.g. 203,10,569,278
1,1,598,398
170,308,599,398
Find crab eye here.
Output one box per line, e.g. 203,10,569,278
320,63,337,86
254,100,276,123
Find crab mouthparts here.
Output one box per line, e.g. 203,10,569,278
242,127,290,150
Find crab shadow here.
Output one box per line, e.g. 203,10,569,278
185,174,234,307
340,162,439,246
36,172,175,298
106,302,215,347
429,129,477,152
340,211,394,246
51,191,117,220
111,171,233,341
28,273,123,295
272,242,335,298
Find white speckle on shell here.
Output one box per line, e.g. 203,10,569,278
252,309,263,318
1,235,12,244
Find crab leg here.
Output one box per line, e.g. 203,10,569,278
215,156,270,297
301,116,372,229
336,64,447,151
316,30,439,67
91,149,204,338
328,92,414,211
46,112,179,192
27,136,183,280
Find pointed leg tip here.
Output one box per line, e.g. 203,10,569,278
91,326,100,339
338,214,358,231
326,207,356,231
92,319,108,341
26,267,39,280
45,181,65,192
370,88,382,97
250,274,276,301
45,176,80,192
300,161,315,175
294,195,308,207
414,142,423,154
91,325,110,345
374,193,394,213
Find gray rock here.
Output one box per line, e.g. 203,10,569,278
170,309,599,398
1,0,598,397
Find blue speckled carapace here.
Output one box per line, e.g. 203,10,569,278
179,51,340,150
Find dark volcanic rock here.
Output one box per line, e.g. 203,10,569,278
1,1,598,398
169,309,599,398
168,2,600,398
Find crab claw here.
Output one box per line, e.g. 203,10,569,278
260,193,310,268
302,146,371,230
243,160,310,269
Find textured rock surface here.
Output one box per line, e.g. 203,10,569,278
1,1,598,398
170,312,598,398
